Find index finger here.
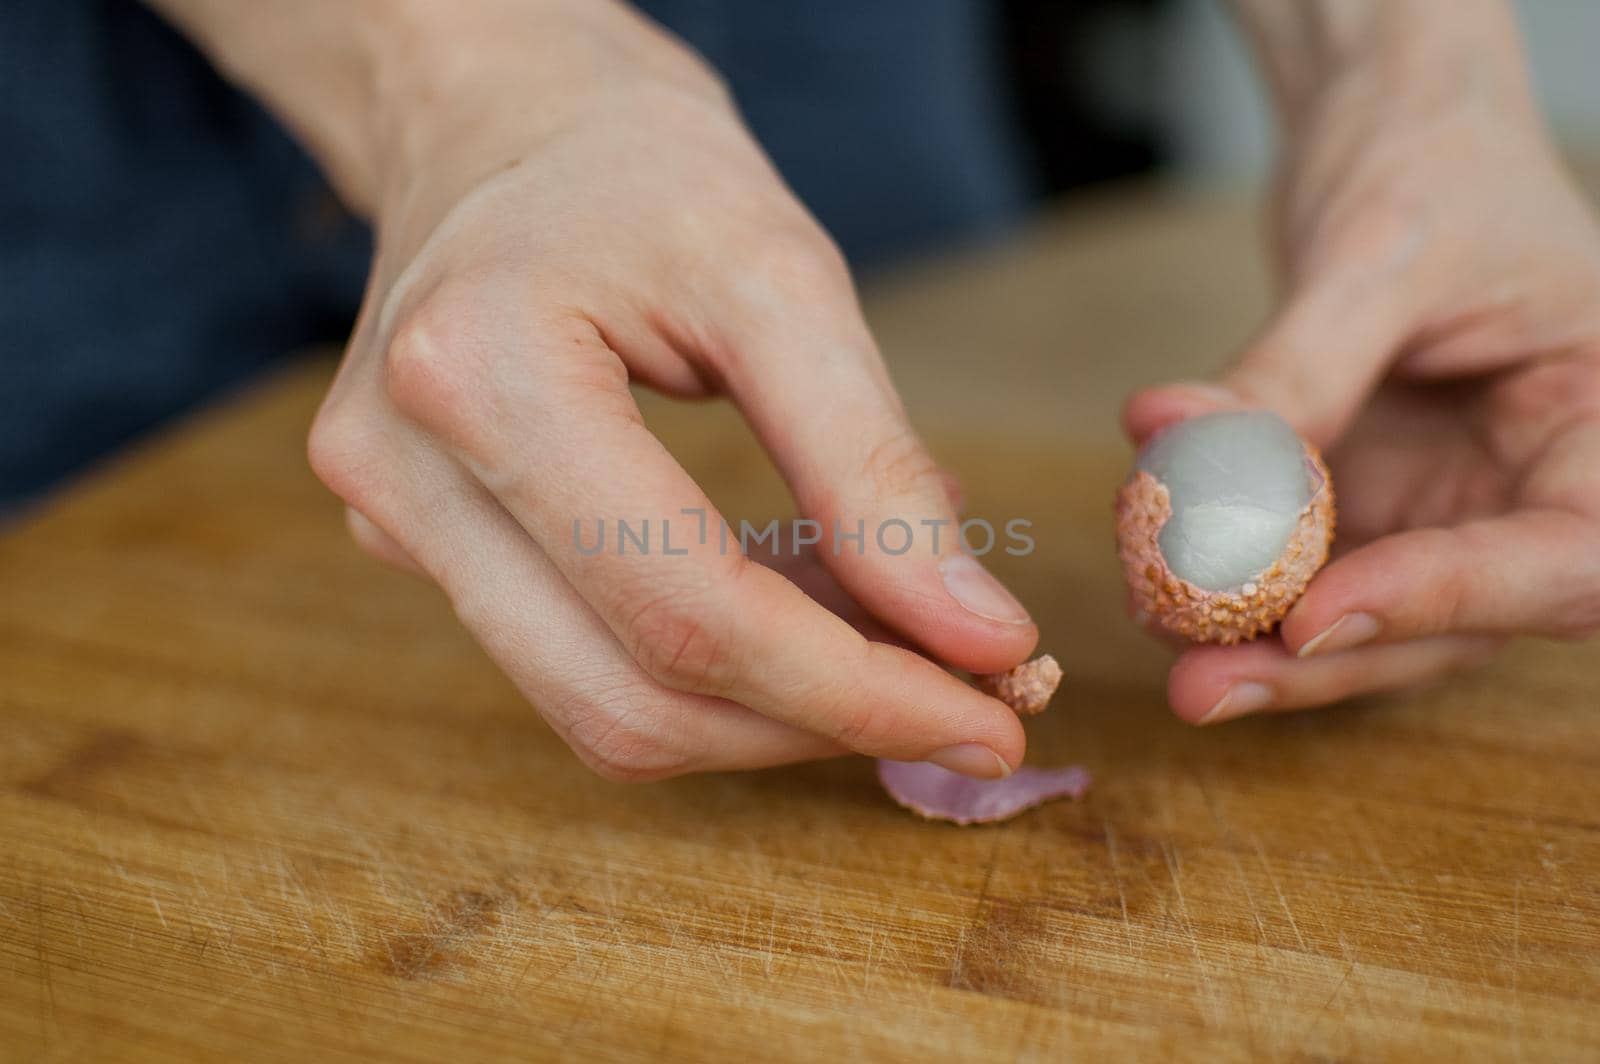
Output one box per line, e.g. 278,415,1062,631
711,257,1039,675
382,299,1026,776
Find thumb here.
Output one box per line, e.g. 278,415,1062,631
716,275,1038,676
1125,273,1415,449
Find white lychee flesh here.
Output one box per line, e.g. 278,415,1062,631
1115,409,1336,645
1135,411,1314,592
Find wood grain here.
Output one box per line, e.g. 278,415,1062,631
2,187,1598,1062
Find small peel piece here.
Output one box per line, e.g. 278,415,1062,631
876,760,1092,826
972,654,1063,715
876,654,1091,825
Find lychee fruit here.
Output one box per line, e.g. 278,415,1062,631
1115,410,1335,645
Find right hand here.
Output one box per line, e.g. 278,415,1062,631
306,0,1038,781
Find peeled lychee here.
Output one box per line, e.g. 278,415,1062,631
1115,410,1335,644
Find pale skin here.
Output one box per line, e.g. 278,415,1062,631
1130,0,1600,723
147,0,1600,779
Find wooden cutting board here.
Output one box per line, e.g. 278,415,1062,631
2,189,1597,1061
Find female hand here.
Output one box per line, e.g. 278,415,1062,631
293,1,1038,778
1126,10,1600,723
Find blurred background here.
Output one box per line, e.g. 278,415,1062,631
3,0,1598,512
1003,0,1600,186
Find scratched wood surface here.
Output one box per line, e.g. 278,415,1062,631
3,187,1599,1062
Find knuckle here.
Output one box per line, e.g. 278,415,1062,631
859,427,942,503
306,403,383,509
829,702,895,752
746,230,851,302
344,507,394,561
1431,566,1476,637
383,296,631,437
541,319,634,401
622,584,738,691
381,294,484,435
560,683,692,783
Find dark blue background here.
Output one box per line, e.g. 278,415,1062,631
0,1,1030,509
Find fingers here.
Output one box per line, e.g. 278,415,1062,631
747,532,908,647
1167,633,1504,725
1125,248,1417,450
314,412,845,779
711,245,1038,674
345,507,425,575
1121,382,1244,448
1218,277,1414,446
375,295,1027,774
1281,510,1600,655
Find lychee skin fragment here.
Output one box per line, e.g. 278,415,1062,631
876,654,1087,825
973,654,1063,715
1115,431,1335,645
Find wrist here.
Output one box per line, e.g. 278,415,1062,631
364,0,727,218
1231,0,1536,146
146,0,391,213
150,0,726,218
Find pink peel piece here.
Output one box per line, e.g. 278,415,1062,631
876,760,1091,826
874,654,1089,824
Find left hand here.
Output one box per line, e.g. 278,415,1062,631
1124,70,1600,724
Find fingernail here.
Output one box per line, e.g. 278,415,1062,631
1198,682,1274,725
939,554,1031,624
927,742,1013,780
1297,612,1381,658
